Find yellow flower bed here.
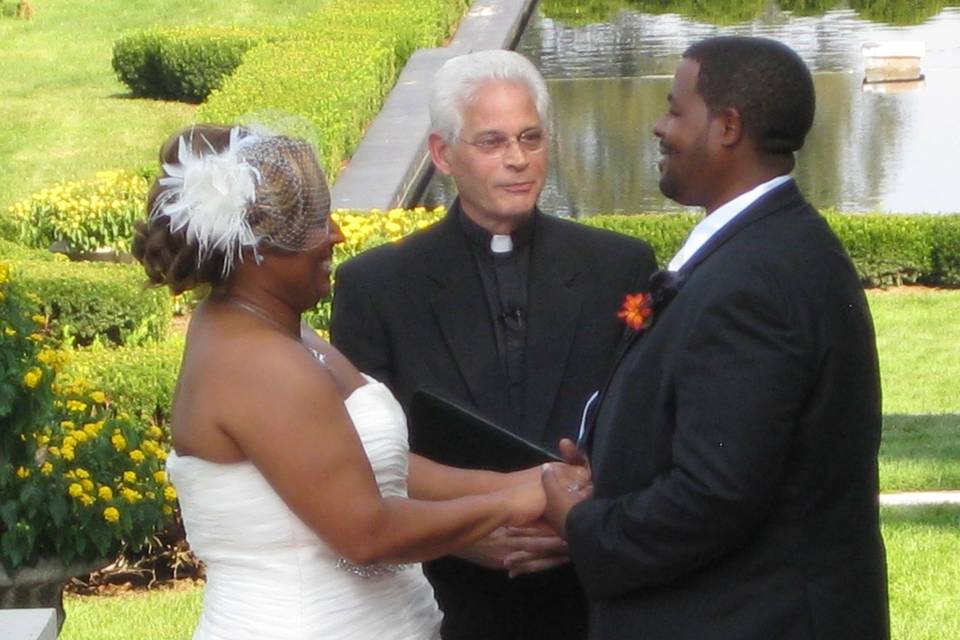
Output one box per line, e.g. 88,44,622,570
0,260,173,569
7,170,149,255
332,206,445,260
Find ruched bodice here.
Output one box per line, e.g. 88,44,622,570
166,376,442,639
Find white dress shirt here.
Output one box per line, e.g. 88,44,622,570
667,175,793,272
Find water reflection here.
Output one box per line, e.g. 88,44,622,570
417,3,960,214
525,5,960,77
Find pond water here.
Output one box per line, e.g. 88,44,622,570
419,1,960,215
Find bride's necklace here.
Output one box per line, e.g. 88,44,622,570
222,295,300,340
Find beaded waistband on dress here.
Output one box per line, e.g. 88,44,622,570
334,557,413,578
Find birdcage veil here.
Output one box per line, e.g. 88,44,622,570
150,118,330,276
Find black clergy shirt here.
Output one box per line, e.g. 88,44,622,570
458,209,535,430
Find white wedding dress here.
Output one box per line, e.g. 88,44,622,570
166,374,443,640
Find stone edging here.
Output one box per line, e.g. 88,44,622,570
879,491,960,506
329,0,539,211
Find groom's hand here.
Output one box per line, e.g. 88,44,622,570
454,525,569,575
558,437,590,470
542,461,592,539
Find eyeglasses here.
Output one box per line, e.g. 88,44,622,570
458,129,547,158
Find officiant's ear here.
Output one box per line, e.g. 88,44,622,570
428,132,454,176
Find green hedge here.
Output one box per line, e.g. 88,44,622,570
585,211,960,287
583,213,698,270
112,27,283,102
10,260,173,347
930,215,960,285
198,33,396,182
197,0,467,180
0,239,58,262
822,212,935,286
303,0,469,66
59,337,184,425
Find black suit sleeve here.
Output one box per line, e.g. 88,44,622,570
330,259,396,389
567,277,812,601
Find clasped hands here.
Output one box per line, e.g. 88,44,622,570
457,439,592,577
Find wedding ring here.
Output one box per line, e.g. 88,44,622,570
565,483,580,493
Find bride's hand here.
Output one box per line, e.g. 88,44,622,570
505,478,546,527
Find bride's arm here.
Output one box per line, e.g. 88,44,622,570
407,454,540,500
300,322,543,501
221,339,543,565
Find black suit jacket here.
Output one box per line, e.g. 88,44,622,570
331,202,656,640
567,181,889,640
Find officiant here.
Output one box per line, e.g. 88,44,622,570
331,50,656,640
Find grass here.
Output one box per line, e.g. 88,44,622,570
0,0,321,213
881,414,960,492
882,505,960,640
867,289,960,492
61,583,201,640
867,289,960,415
59,506,960,640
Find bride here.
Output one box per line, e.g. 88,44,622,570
132,124,552,639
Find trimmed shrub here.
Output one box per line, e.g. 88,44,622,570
0,239,59,262
198,0,467,180
583,213,699,269
59,337,184,425
328,210,958,301
931,216,960,286
199,34,396,181
10,260,173,347
112,27,281,102
821,212,935,286
584,211,959,287
304,0,469,66
7,171,149,255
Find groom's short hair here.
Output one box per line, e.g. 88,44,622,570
684,36,815,157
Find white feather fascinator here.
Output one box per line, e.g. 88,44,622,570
152,127,263,276
150,125,331,278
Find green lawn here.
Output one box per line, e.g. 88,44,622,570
62,584,201,640
868,289,960,415
61,505,960,640
883,505,960,640
868,289,960,492
881,414,960,492
0,0,320,212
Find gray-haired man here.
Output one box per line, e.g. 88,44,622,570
332,49,656,640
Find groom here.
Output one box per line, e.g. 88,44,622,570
543,37,890,639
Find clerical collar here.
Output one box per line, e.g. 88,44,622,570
457,202,536,255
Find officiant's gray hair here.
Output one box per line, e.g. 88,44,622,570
429,49,551,143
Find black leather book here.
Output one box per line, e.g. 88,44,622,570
408,390,562,472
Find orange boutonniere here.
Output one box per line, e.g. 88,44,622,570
617,292,654,332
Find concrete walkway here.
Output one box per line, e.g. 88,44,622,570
329,0,538,211
879,491,960,506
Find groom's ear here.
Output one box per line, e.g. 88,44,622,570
715,106,744,148
428,132,454,176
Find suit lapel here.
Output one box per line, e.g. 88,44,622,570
614,180,801,365
523,215,581,442
584,180,804,451
424,206,510,421
676,180,802,278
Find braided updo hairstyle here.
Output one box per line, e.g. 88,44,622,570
132,124,330,294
